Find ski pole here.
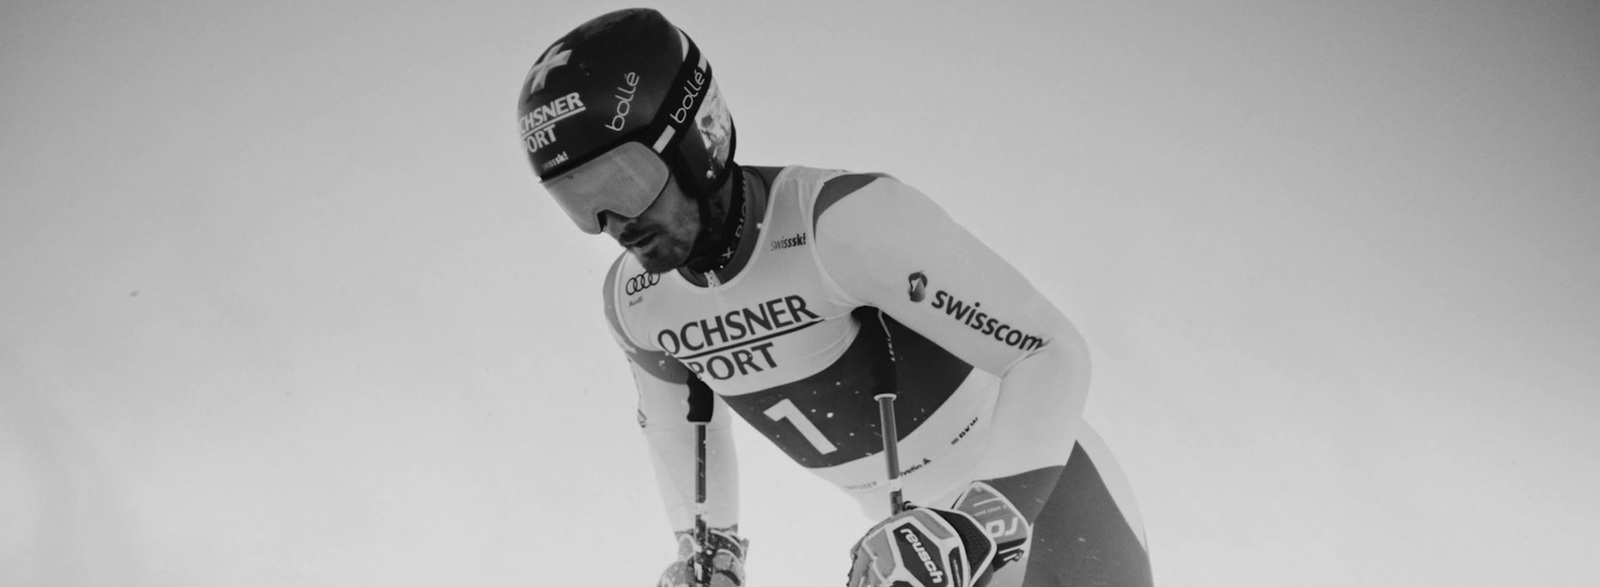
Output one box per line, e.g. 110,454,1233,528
875,311,905,514
875,393,905,514
686,376,715,584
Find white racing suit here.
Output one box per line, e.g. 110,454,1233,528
604,165,1152,586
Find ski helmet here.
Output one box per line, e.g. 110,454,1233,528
519,8,737,234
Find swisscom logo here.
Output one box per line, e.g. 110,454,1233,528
906,271,1046,352
907,271,928,302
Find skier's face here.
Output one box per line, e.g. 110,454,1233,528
599,175,699,273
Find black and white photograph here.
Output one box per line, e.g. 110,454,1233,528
3,2,1597,585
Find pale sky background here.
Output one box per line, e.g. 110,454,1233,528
3,1,1598,585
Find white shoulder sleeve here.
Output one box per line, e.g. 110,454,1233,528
813,176,1074,376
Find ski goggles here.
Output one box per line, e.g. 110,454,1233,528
542,141,670,234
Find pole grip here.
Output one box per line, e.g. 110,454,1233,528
687,376,714,583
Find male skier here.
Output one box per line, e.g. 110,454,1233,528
518,9,1153,586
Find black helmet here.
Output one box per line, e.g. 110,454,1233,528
519,8,736,233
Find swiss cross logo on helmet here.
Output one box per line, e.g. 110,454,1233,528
526,43,571,94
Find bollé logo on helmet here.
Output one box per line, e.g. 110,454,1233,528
624,271,659,295
908,272,1046,351
605,72,641,132
669,66,707,125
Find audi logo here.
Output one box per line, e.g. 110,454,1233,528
625,272,660,295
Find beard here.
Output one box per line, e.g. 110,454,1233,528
630,232,693,274
613,178,703,274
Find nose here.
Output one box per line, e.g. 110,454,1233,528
598,210,632,237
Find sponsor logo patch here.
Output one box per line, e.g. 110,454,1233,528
541,151,569,172
520,92,586,153
605,72,641,132
769,232,807,251
907,271,928,302
911,273,1047,351
624,271,660,296
655,295,822,381
669,65,707,126
896,525,948,585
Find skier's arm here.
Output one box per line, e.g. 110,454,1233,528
814,175,1091,481
630,361,741,532
602,260,740,534
633,365,748,587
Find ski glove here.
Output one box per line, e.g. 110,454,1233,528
846,507,995,587
949,481,1032,570
659,528,748,587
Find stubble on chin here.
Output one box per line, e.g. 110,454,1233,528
633,253,671,274
632,242,688,275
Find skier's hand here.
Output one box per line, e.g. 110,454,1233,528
846,507,995,587
658,528,747,587
949,481,1032,571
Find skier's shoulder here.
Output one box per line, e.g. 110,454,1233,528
814,170,899,224
601,251,648,324
753,163,901,226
